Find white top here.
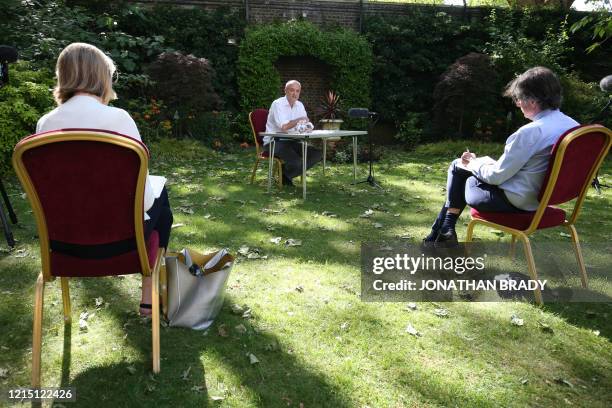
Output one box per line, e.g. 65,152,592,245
264,96,308,145
36,94,163,219
468,109,579,211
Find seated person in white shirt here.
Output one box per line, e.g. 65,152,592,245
265,80,322,186
35,42,173,316
423,67,579,244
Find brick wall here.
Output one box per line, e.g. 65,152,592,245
274,56,332,119
133,1,488,31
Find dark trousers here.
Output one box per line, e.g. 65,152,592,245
446,158,523,213
265,140,323,180
145,186,173,248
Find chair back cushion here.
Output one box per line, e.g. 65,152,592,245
249,109,269,146
538,125,608,205
15,129,155,277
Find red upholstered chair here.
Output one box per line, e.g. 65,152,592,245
12,129,165,387
466,125,612,304
249,109,283,188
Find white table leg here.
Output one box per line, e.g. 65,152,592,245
352,136,357,183
302,140,307,199
322,139,326,177
268,139,275,193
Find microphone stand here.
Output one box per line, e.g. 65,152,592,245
355,113,382,189
590,96,611,194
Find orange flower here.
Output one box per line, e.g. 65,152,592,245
240,142,249,148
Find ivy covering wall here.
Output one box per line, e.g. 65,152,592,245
238,21,373,123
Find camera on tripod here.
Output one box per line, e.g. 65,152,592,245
0,45,18,88
0,45,19,247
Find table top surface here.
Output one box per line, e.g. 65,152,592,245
260,129,367,139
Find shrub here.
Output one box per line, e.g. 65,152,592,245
238,21,372,137
0,62,55,175
147,52,221,137
561,73,611,128
396,113,424,150
433,53,502,139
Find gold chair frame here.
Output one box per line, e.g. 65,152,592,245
13,130,165,387
466,125,612,305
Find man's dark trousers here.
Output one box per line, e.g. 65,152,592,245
265,140,323,180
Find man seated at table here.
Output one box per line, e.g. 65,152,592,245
265,80,323,186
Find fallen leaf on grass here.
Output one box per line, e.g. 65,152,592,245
270,237,282,245
231,304,244,315
191,385,205,393
538,321,554,334
218,324,228,337
433,308,449,317
406,302,418,311
181,366,191,380
511,314,524,326
559,232,571,238
285,239,302,247
340,322,350,330
553,377,573,388
373,223,383,229
126,366,136,375
0,368,8,378
235,324,247,334
242,308,252,319
405,324,421,337
95,297,104,308
248,353,260,364
295,285,304,293
171,223,185,229
210,395,224,400
322,211,337,217
520,377,529,385
360,209,374,218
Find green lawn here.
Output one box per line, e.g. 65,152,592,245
0,139,610,407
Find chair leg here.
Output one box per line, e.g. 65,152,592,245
518,234,543,305
466,220,476,242
61,277,71,324
160,259,168,319
509,235,517,259
32,272,45,388
276,160,283,189
566,224,588,288
250,158,259,184
151,249,163,374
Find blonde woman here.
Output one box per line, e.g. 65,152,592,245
36,43,172,316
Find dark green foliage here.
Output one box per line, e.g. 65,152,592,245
0,63,55,175
147,52,221,118
433,53,502,139
119,4,245,111
238,21,372,136
396,113,424,150
364,11,485,126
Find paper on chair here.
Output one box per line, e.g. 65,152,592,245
149,175,167,198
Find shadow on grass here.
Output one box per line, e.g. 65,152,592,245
59,278,356,407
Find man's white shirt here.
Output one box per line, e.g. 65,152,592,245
264,96,307,145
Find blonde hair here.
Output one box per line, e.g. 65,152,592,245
53,43,117,105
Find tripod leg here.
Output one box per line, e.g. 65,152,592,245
0,179,17,224
0,202,15,248
353,136,357,183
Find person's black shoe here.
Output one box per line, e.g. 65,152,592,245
423,229,439,243
282,175,294,186
435,230,458,247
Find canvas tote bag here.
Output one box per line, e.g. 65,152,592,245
165,248,234,330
